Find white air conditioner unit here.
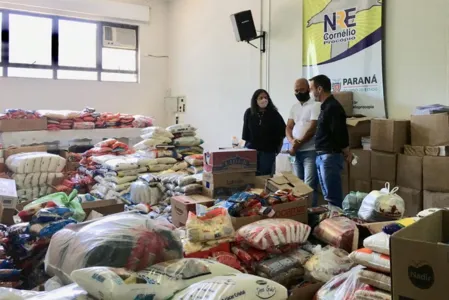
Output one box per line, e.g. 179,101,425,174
103,26,137,50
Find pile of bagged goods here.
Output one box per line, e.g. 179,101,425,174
1,110,449,299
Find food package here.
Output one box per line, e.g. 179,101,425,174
141,126,174,139
6,152,66,174
171,274,288,300
186,208,235,243
313,216,357,252
166,124,197,134
72,259,240,300
130,181,161,205
173,136,203,147
316,266,372,300
359,269,391,292
236,219,311,251
354,289,392,300
45,212,183,284
363,232,390,255
304,246,354,282
211,252,243,271
0,284,91,300
349,248,390,273
343,192,368,218
184,154,203,166
358,184,405,222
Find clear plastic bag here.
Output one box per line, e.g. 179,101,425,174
304,246,354,282
313,216,357,253
316,265,369,300
236,219,311,251
186,208,235,242
354,289,392,300
0,288,40,300
358,269,391,292
343,191,368,218
45,212,183,284
171,274,288,300
358,183,405,222
72,259,240,300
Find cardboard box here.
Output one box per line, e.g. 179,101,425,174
404,145,425,157
423,157,449,192
288,282,324,300
372,179,395,191
0,164,5,173
425,145,449,157
346,117,371,148
265,172,313,197
4,145,47,159
397,154,423,190
397,187,423,217
81,200,124,220
203,149,257,174
423,190,449,209
411,113,449,146
0,118,47,132
0,178,17,209
391,210,449,299
370,119,410,153
349,179,371,193
350,149,371,181
202,171,255,198
370,151,397,182
171,194,215,227
334,91,353,117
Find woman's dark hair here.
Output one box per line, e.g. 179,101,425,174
250,89,278,114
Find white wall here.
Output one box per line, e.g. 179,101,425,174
168,0,449,147
0,0,169,125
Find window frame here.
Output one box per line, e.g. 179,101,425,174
0,9,139,82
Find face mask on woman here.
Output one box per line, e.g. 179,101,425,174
257,98,269,109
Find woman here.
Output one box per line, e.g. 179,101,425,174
242,89,286,176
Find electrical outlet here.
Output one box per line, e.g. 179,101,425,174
177,97,186,113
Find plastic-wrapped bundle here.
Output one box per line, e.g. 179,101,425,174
236,219,311,251
313,216,357,252
358,184,405,222
6,152,66,174
0,284,91,300
342,191,368,218
130,180,161,205
186,208,235,243
72,259,240,300
349,248,390,273
45,212,183,284
304,246,354,283
172,274,288,300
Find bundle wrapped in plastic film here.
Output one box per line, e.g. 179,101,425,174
172,273,288,300
186,208,235,243
313,216,357,252
236,219,311,252
342,191,368,218
304,245,354,282
45,212,183,284
0,284,91,300
315,265,371,300
72,259,240,300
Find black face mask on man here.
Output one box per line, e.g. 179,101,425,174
295,92,310,102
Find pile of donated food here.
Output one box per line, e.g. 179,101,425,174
0,156,445,300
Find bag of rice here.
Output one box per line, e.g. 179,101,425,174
173,136,203,147
354,289,392,300
72,259,240,300
363,232,390,255
166,124,197,134
141,126,174,139
359,269,391,292
349,248,390,273
171,273,288,300
304,246,354,282
184,154,203,166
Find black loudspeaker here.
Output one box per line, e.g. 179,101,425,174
230,10,257,42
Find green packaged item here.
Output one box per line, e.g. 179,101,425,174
342,191,367,218
23,190,86,221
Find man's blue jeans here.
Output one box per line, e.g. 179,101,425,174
316,153,344,208
292,150,318,207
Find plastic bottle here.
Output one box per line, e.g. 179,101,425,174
232,136,239,148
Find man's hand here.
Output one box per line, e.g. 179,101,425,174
289,139,301,156
343,147,353,164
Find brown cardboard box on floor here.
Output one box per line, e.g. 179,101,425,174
350,149,371,181
288,282,324,300
423,157,449,192
349,179,371,193
346,117,371,148
404,145,425,157
423,190,449,209
425,145,449,157
202,171,255,198
391,210,449,299
371,180,395,191
0,118,47,132
4,145,48,159
397,154,423,190
370,151,397,182
334,91,353,117
81,200,124,220
396,187,423,217
411,113,449,146
171,194,215,227
370,119,410,153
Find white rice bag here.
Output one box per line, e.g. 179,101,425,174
363,232,390,255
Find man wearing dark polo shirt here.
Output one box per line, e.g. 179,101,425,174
309,74,352,208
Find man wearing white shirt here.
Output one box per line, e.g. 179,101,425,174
286,78,321,206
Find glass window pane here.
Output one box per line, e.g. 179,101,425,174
102,48,136,71
59,20,97,68
58,70,97,80
9,14,52,65
8,68,53,79
101,72,137,82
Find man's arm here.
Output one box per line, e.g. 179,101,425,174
297,120,318,143
286,119,296,144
